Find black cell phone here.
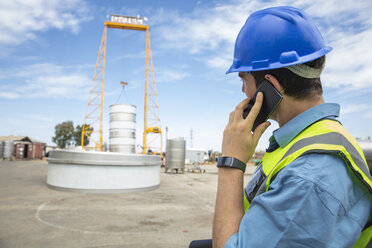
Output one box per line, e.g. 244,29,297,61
243,79,283,131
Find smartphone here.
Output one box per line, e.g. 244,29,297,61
243,79,283,131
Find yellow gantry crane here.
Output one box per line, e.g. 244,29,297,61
81,14,162,157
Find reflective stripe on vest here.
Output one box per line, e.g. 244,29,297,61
243,119,372,247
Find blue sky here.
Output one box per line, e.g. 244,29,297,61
1,0,372,152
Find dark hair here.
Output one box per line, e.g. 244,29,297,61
251,56,326,99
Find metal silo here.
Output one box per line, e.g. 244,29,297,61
109,103,136,154
165,138,186,173
360,140,372,171
3,140,14,160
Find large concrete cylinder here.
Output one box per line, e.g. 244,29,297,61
109,104,136,154
47,150,161,192
3,140,14,160
165,138,186,172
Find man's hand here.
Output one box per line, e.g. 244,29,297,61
222,92,271,163
213,92,271,248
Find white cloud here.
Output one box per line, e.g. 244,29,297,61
0,63,91,99
156,68,189,83
154,2,248,54
0,0,91,48
341,104,372,115
323,28,372,88
339,103,372,120
153,0,372,88
0,92,21,99
206,54,232,70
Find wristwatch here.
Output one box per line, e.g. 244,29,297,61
217,156,246,172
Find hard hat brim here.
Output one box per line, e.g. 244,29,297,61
226,46,332,74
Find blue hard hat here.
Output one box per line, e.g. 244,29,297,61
226,6,332,74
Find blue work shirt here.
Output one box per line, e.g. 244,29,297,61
225,103,371,248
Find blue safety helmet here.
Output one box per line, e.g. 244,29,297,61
226,6,332,74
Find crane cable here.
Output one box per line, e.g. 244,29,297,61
115,81,131,104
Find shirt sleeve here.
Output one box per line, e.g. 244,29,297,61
224,153,368,248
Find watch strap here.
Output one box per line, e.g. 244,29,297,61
217,156,246,172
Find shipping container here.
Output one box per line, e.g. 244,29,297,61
1,136,45,160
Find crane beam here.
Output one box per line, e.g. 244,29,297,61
104,21,149,31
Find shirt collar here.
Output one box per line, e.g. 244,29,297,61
272,103,340,148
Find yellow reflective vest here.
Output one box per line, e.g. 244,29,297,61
243,119,372,247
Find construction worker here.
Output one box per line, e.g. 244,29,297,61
213,6,372,248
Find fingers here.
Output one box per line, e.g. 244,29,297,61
227,111,234,126
226,98,250,126
253,121,271,144
245,92,264,130
233,97,251,121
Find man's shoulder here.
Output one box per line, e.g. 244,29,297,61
280,152,346,183
275,152,370,210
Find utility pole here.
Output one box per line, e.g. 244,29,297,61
190,128,194,148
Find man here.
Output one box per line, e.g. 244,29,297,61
212,6,372,248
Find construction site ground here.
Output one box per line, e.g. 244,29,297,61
0,160,255,248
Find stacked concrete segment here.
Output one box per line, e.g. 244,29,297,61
109,104,136,154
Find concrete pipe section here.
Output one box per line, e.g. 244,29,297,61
47,150,161,193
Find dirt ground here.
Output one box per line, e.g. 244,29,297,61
0,160,253,248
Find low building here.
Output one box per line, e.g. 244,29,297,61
0,135,46,160
185,148,208,164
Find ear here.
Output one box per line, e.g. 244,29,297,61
265,74,284,94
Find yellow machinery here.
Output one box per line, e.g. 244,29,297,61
81,14,162,157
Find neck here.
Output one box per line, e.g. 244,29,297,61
273,94,324,127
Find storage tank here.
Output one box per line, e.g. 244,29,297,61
165,138,186,173
109,104,136,154
0,141,4,158
359,140,372,171
3,140,14,160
